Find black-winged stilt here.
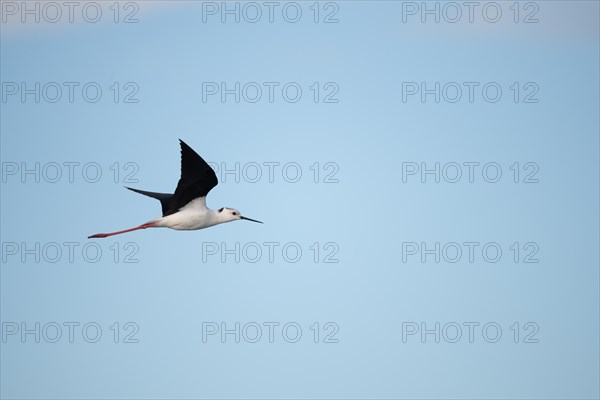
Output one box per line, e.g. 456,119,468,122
88,139,262,239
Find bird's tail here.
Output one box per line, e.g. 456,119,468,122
125,187,173,216
88,222,157,239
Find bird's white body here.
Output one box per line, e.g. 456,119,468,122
154,198,213,230
154,197,234,230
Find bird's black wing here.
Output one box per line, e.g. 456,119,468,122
125,187,173,217
164,139,218,216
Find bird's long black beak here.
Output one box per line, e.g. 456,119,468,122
240,216,263,224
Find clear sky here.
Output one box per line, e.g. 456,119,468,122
1,1,599,399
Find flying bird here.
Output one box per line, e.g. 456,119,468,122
88,139,262,239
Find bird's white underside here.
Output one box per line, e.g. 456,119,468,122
153,197,218,230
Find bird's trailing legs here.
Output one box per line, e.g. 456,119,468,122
88,222,156,239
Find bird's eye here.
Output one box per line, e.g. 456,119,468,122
233,212,237,215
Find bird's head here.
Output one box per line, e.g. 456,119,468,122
217,207,263,224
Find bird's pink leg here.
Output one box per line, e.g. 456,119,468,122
88,222,156,239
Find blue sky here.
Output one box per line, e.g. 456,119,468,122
1,1,599,399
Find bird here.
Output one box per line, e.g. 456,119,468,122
88,139,262,239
